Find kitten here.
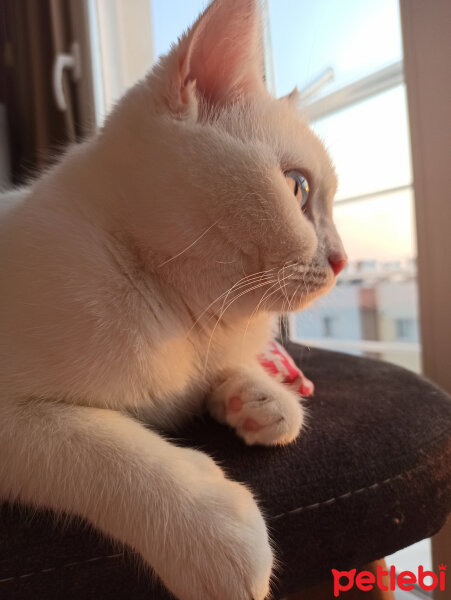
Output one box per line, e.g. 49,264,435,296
0,0,346,598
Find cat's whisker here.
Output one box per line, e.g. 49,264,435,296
196,275,273,331
241,280,281,348
240,256,247,277
214,271,273,307
157,220,220,268
240,270,294,350
203,277,279,375
287,281,298,312
218,269,276,316
242,269,292,324
261,284,290,318
282,266,299,313
260,276,293,313
284,282,303,338
288,281,302,313
253,271,294,317
277,263,294,312
188,269,277,332
258,270,294,317
215,277,280,325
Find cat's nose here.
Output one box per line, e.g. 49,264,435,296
328,253,347,276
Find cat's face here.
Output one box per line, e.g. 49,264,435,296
107,0,346,316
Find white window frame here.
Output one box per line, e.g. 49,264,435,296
71,0,155,127
400,0,451,580
304,60,403,122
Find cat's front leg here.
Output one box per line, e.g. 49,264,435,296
0,400,272,600
207,363,305,446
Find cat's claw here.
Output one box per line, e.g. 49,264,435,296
299,373,315,397
209,367,305,446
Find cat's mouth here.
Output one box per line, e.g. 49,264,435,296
262,261,335,312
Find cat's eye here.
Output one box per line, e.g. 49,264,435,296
285,170,310,209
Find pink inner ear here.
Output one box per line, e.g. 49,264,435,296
183,0,266,104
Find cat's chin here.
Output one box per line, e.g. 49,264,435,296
263,270,337,313
268,293,326,313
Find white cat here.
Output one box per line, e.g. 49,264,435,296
0,0,346,598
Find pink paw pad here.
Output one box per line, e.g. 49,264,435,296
243,418,261,432
228,396,243,412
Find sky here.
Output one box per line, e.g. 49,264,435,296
150,0,413,262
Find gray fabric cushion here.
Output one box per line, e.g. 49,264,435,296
1,344,451,599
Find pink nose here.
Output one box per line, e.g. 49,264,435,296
329,256,347,276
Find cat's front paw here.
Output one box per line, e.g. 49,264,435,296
156,452,273,600
209,367,305,446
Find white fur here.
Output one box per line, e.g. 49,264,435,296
0,1,345,598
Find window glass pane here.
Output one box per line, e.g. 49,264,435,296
268,0,402,97
333,188,416,261
312,86,412,199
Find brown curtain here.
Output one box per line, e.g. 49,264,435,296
0,0,82,186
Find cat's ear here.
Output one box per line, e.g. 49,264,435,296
153,0,266,116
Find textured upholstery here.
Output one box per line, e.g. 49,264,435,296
1,344,451,599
